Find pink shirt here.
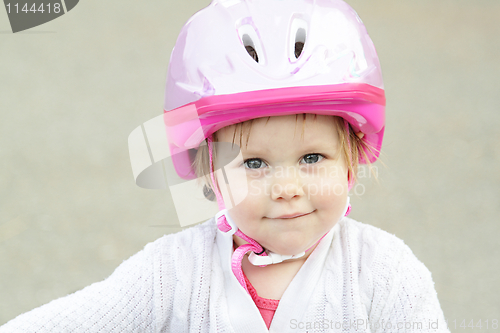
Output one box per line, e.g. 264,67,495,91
242,272,280,329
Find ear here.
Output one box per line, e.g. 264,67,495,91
355,132,365,139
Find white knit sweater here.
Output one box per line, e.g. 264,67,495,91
0,218,449,332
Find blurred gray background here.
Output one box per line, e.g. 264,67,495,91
1,0,499,329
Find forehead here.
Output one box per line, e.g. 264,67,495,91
217,114,340,152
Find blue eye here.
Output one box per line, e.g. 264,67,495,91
301,154,324,164
244,158,267,169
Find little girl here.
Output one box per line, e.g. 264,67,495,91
1,0,449,332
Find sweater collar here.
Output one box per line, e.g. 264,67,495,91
214,216,340,332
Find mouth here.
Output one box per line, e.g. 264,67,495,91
269,210,315,219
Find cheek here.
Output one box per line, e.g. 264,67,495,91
225,173,271,234
227,191,266,232
304,173,348,196
222,168,269,208
304,175,348,214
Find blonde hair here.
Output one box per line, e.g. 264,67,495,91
193,115,377,200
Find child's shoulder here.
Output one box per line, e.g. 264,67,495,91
334,220,445,327
335,217,430,275
334,217,435,290
142,219,218,259
337,217,407,250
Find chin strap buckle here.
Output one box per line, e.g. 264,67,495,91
248,251,306,266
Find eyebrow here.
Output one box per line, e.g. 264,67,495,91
240,147,271,156
241,142,339,156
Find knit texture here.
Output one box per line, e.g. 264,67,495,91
0,218,449,332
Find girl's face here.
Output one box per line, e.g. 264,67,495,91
216,115,349,256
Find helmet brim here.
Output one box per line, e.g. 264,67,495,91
164,82,385,179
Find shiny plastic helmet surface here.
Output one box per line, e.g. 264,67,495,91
164,0,385,180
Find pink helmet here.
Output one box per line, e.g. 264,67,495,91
164,0,385,180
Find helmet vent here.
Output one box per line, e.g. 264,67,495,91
294,28,306,59
245,45,259,62
295,42,304,59
242,34,259,63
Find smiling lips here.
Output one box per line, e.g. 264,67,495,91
271,210,315,219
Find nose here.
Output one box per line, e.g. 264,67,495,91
270,173,304,201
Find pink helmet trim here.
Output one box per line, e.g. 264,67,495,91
164,83,385,180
